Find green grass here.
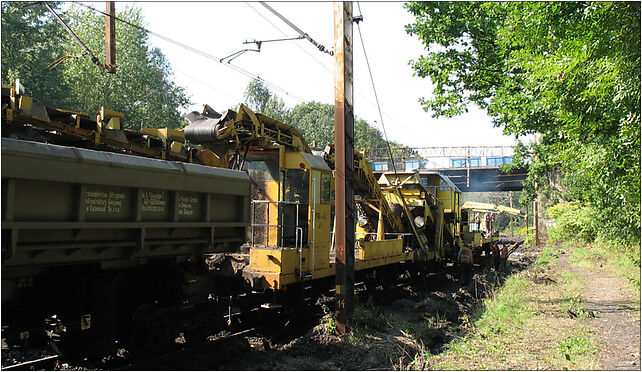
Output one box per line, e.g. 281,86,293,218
569,239,641,304
533,244,559,269
430,242,602,370
558,335,596,359
544,201,640,302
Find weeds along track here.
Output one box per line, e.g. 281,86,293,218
212,248,535,371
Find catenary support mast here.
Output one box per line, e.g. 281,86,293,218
105,2,116,73
333,1,354,335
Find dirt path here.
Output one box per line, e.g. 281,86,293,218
562,254,641,370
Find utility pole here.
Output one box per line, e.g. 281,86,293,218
105,1,117,73
509,190,514,236
466,146,471,188
533,135,539,247
534,195,539,246
333,1,354,335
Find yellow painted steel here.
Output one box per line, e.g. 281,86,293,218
126,103,461,291
248,149,335,288
18,95,32,112
1,79,233,169
283,151,306,169
97,107,124,131
169,141,185,154
250,248,300,275
252,240,412,289
142,128,185,143
357,239,403,260
194,149,224,167
378,171,465,258
461,201,522,216
309,169,331,272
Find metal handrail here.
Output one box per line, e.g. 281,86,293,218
296,226,304,278
355,232,412,236
252,200,301,205
250,199,303,249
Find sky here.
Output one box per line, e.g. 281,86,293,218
107,1,519,148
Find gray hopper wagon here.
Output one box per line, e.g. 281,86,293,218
1,137,250,353
1,137,250,267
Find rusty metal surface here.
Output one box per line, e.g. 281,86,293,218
334,1,354,335
105,1,116,73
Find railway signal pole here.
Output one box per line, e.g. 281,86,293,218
334,1,355,335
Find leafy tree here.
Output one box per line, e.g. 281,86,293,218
1,3,190,129
288,101,334,146
243,80,403,150
355,118,395,150
1,2,70,108
405,2,641,242
59,5,190,129
287,101,402,150
243,78,290,123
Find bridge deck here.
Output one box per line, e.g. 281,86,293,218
422,167,527,192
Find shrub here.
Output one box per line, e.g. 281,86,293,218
546,202,598,244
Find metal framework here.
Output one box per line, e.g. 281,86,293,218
362,146,515,161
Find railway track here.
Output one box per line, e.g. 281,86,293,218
1,242,520,370
18,288,330,370
1,353,61,371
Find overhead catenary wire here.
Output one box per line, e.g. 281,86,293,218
258,2,333,56
247,1,422,142
74,2,307,105
41,2,105,70
75,1,421,145
245,2,333,75
355,2,398,174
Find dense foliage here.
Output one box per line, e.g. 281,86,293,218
405,2,641,243
1,2,70,107
546,202,598,245
547,201,640,293
243,78,400,150
1,3,189,129
243,78,290,123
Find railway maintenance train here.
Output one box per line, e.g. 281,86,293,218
1,79,506,358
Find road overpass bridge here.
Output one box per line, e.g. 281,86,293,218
418,167,527,192
365,145,528,192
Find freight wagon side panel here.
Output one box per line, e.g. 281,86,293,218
1,138,250,269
